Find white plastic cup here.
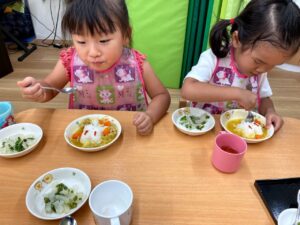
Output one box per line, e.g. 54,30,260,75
89,180,133,225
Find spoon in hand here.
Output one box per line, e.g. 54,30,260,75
59,216,77,225
245,111,254,123
41,85,77,94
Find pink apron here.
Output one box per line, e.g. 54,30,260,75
191,48,260,114
68,48,148,111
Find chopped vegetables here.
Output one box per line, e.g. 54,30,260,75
0,134,36,154
178,113,210,131
44,183,84,214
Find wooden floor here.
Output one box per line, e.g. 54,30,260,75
1,46,300,119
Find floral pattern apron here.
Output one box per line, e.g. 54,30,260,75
191,49,260,114
69,48,148,111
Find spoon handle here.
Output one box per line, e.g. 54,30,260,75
41,86,60,92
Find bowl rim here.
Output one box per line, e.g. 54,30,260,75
64,114,122,152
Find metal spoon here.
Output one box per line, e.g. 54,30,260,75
294,190,300,225
245,111,254,122
41,86,77,94
59,216,77,225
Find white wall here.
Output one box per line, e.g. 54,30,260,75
28,0,65,40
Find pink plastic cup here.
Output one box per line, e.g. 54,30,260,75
211,132,247,173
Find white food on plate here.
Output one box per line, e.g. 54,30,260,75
43,182,84,214
80,119,106,145
235,120,263,139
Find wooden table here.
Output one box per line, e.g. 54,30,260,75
1,108,300,225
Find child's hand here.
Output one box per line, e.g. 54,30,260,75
237,89,257,110
133,112,154,135
265,111,284,132
17,77,45,102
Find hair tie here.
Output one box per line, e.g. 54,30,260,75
229,18,235,25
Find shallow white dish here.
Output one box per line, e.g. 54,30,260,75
277,208,297,225
26,167,91,220
220,109,274,143
172,107,215,136
64,114,122,152
0,123,43,158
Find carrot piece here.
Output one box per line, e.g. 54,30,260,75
104,121,111,126
254,119,261,125
102,127,110,136
72,130,83,139
255,134,263,139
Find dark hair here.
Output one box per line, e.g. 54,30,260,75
62,0,131,41
209,0,300,58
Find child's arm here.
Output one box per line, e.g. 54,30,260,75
133,61,171,135
181,78,257,110
17,60,69,102
259,97,283,132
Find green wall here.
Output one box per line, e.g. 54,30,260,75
126,1,188,88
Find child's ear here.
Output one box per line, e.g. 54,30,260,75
232,31,241,48
123,37,130,46
123,27,132,47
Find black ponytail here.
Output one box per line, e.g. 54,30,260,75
209,20,233,58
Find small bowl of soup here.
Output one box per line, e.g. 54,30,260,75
64,114,122,152
220,109,274,143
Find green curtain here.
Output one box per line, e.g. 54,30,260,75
126,0,188,88
180,0,250,86
180,0,210,86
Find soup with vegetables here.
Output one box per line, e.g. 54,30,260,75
70,117,118,148
226,118,268,139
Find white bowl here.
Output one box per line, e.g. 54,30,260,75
0,123,43,158
220,109,274,143
172,107,215,136
26,167,91,220
64,114,122,152
278,208,297,225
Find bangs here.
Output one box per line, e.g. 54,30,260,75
62,0,118,37
68,13,116,36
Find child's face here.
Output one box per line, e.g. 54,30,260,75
232,33,291,76
72,28,127,71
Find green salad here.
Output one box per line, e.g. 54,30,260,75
178,113,210,130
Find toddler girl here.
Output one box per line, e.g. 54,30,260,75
18,0,171,135
181,0,300,132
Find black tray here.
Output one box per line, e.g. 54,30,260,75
254,177,300,223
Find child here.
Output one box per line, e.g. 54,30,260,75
181,0,300,132
17,0,170,136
